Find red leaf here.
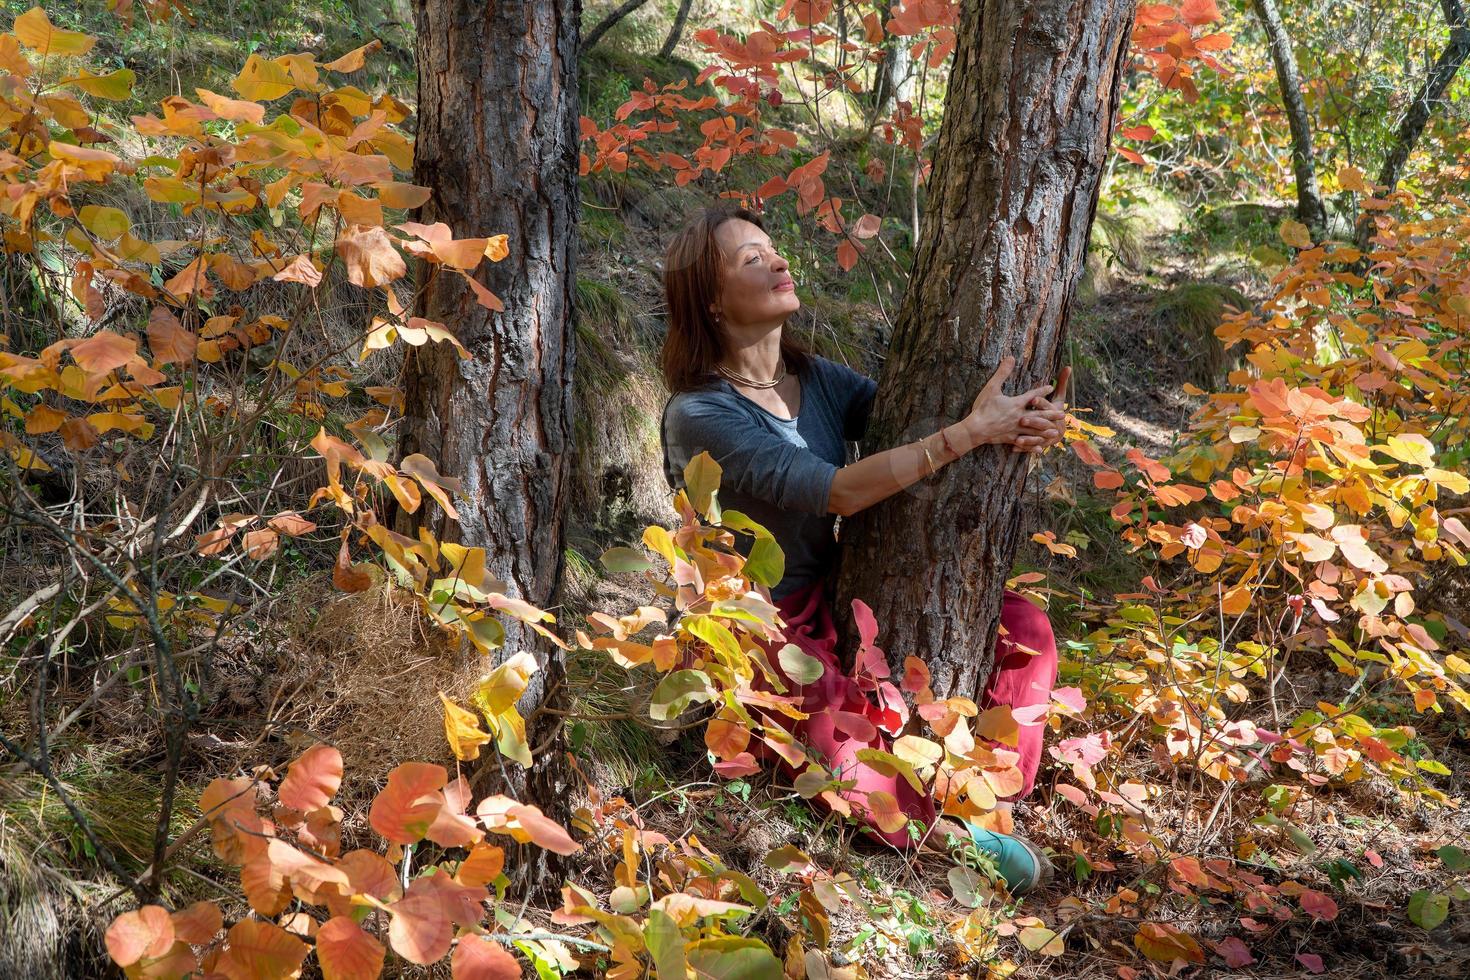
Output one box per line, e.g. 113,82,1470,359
836,239,860,271
1296,953,1325,974
1212,936,1254,967
1299,889,1338,922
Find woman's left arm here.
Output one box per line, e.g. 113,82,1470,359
826,357,1067,518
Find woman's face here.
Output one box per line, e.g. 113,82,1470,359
712,218,799,330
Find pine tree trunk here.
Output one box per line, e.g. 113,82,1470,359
834,0,1135,702
405,0,581,893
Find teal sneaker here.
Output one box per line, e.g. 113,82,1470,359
958,821,1054,894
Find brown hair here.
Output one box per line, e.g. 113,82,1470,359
660,205,811,393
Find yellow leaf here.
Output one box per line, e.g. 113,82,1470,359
14,8,96,57
439,692,490,761
1279,219,1312,250
1382,433,1434,467
231,53,293,101
1018,925,1064,956
475,652,538,715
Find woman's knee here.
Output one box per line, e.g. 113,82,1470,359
1000,591,1056,658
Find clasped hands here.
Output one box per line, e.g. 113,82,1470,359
962,355,1067,455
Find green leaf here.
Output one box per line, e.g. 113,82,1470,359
684,615,743,665
1437,845,1469,872
644,909,686,980
684,451,722,518
1250,244,1288,267
649,669,714,721
777,643,824,684
63,68,136,100
1408,889,1449,930
720,510,784,585
77,205,130,240
600,546,652,573
684,936,781,980
742,535,784,586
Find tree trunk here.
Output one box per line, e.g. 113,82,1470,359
1360,0,1470,247
833,0,1135,702
659,0,695,59
1251,0,1330,238
406,0,581,892
869,2,913,117
585,0,652,52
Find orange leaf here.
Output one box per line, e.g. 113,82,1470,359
452,936,522,979
456,842,506,887
1134,921,1204,964
863,790,908,834
337,225,407,288
369,762,447,844
195,88,266,124
316,916,386,980
386,879,456,964
105,906,174,967
169,901,222,945
278,743,344,812
147,307,197,365
71,331,137,376
24,404,66,435
215,919,309,978
324,39,383,73
703,711,751,761
836,239,860,271
273,254,324,288
507,803,581,855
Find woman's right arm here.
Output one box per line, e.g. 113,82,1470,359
826,356,1063,518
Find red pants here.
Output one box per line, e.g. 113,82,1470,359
759,579,1058,848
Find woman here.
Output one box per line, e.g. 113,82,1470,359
659,207,1065,892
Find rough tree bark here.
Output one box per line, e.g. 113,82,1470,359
405,0,581,889
1251,0,1330,238
834,0,1136,702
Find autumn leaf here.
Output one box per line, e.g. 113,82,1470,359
315,916,386,980
440,692,491,761
450,936,522,979
323,39,383,73
369,762,447,843
213,919,309,978
1279,218,1313,250
105,906,174,967
231,53,294,101
337,225,407,287
278,743,343,812
71,331,137,376
1134,921,1204,964
14,8,96,57
146,307,197,365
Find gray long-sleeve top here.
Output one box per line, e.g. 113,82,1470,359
660,355,878,600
